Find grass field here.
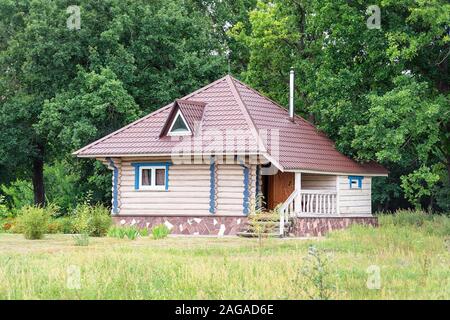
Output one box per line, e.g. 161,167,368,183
0,216,449,300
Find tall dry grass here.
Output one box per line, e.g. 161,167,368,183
0,212,448,299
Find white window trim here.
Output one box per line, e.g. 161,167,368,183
139,165,166,190
167,109,192,136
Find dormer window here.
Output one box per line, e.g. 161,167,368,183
160,100,205,138
167,110,191,136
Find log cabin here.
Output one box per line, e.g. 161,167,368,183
74,74,387,237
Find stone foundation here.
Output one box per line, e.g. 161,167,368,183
113,215,377,237
290,216,378,237
112,215,248,236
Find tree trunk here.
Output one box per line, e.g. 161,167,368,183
32,144,45,206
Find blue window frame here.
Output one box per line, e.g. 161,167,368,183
132,162,172,191
209,157,216,214
107,157,119,214
348,176,364,189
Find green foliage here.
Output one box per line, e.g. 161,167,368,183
151,224,170,240
0,0,448,213
44,161,81,213
16,206,55,240
47,219,64,234
379,209,450,238
0,218,449,299
108,225,148,240
248,203,279,247
296,245,335,300
230,0,450,211
0,180,34,213
139,227,149,237
379,209,433,227
72,204,112,237
57,216,76,234
107,226,126,239
0,0,228,207
38,67,141,155
400,166,440,209
0,195,10,219
123,227,140,240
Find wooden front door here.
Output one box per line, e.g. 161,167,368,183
266,171,295,210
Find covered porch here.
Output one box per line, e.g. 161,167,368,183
261,171,339,216
259,170,374,236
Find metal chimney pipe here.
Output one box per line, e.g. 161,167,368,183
289,68,294,121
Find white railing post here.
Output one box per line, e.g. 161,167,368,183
297,190,338,216
278,189,299,237
279,209,285,237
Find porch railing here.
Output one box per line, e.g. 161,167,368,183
279,189,338,236
278,189,299,237
297,190,337,215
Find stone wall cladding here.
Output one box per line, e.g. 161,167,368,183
290,217,378,237
113,216,248,236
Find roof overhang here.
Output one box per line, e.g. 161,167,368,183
75,152,264,158
284,169,388,177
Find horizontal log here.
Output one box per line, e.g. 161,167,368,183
121,203,210,210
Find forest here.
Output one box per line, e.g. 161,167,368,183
0,0,449,214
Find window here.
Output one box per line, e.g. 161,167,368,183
168,110,191,136
132,162,172,191
139,166,166,190
348,176,364,189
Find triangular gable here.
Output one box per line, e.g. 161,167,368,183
159,100,205,137
168,109,191,135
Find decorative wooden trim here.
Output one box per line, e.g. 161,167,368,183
131,162,172,191
336,176,341,214
242,165,250,215
209,157,216,214
106,157,119,215
348,175,364,189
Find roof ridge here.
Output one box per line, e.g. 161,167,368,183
73,75,229,156
225,75,267,154
176,99,206,106
230,75,342,146
229,75,321,130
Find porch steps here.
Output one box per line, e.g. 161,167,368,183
237,214,292,238
236,231,281,238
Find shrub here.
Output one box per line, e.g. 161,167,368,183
124,226,140,240
380,209,433,227
0,180,34,214
423,215,450,237
47,220,64,234
16,206,53,240
378,209,450,237
107,225,126,239
296,245,335,300
151,224,170,239
139,227,149,237
1,220,13,232
58,216,76,234
73,204,112,237
0,195,10,219
108,225,148,240
44,161,81,213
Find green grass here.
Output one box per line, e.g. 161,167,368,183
0,217,448,299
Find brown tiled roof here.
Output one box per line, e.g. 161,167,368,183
74,75,387,175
